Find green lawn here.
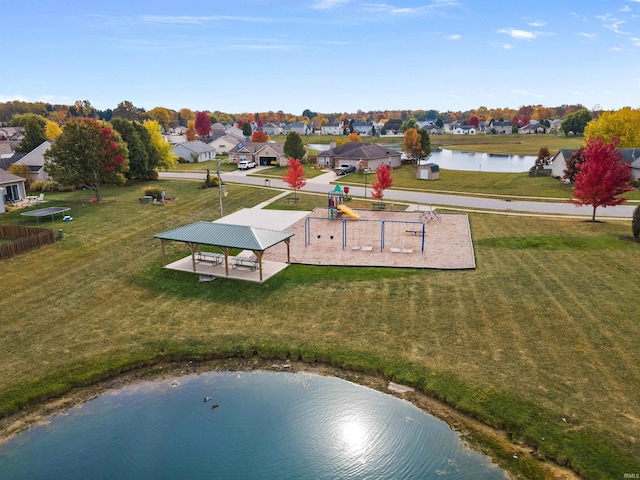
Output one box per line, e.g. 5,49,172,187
1,182,639,479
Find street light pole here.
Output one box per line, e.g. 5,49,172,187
364,167,369,198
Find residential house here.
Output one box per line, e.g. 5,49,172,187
228,141,287,167
321,122,342,135
170,126,188,135
422,125,443,135
316,142,402,170
519,122,548,134
0,126,24,142
489,121,512,134
15,140,51,182
202,131,244,155
0,168,27,213
224,124,246,138
550,148,640,180
172,140,216,163
353,122,374,136
262,123,283,136
452,125,476,135
284,122,310,135
0,141,14,159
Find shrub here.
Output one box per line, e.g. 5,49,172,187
142,186,164,197
632,205,640,240
30,181,55,192
631,179,640,189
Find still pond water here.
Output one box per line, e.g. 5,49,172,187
0,371,508,479
308,144,536,173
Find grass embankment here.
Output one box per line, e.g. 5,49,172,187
1,182,639,479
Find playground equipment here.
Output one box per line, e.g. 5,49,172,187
327,184,345,219
337,204,359,219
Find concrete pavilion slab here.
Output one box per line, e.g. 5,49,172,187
165,255,290,283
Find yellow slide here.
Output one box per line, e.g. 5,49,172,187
337,204,360,219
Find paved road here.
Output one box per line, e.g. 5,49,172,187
159,169,636,219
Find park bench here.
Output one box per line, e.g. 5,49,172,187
232,256,259,271
196,251,224,266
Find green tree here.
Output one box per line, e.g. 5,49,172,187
241,122,252,136
560,109,592,136
16,115,48,153
283,132,306,161
435,118,444,128
44,118,129,201
113,100,144,121
148,107,171,130
111,118,152,180
632,205,640,240
417,128,432,159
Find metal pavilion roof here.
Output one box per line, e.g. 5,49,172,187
154,221,294,251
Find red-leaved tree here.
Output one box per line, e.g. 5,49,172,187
195,111,211,137
251,131,270,142
571,137,633,221
371,164,393,203
282,158,306,200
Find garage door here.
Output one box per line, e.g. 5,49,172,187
259,156,276,166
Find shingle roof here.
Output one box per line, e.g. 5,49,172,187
154,221,294,251
319,142,401,160
175,140,215,154
0,167,26,185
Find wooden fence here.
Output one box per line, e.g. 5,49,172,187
0,225,56,259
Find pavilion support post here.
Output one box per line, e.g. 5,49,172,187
254,250,264,282
221,247,230,277
160,239,166,266
187,242,198,271
285,238,291,264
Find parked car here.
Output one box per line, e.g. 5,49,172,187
238,160,256,170
334,164,356,176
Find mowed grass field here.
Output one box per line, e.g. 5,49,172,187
1,180,639,478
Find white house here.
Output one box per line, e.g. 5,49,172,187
550,148,640,180
0,168,27,213
203,131,244,155
172,140,216,163
453,125,476,135
262,123,283,136
321,122,342,135
284,122,310,135
353,122,374,136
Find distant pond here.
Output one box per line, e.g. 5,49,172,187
308,144,535,173
0,371,508,479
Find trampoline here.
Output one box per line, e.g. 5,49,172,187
21,206,70,223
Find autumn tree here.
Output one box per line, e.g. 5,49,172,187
371,164,393,204
178,108,195,126
632,205,640,241
346,132,362,143
148,107,172,129
282,158,306,200
44,118,129,201
111,118,154,180
195,111,211,137
468,116,480,128
283,132,306,161
44,120,62,140
251,131,270,142
113,100,144,121
560,109,592,136
402,128,430,163
144,120,179,171
530,146,552,176
571,137,633,221
563,147,585,183
186,119,196,141
584,107,640,148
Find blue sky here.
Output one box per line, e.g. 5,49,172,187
1,0,639,115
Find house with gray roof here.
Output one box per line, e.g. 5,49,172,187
284,122,310,135
172,140,216,163
262,123,283,136
489,121,512,134
453,125,476,135
228,141,287,167
321,122,342,135
550,147,640,180
202,131,244,155
353,122,374,136
15,140,51,182
316,142,402,170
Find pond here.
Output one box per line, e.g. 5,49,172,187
308,144,536,173
0,371,508,479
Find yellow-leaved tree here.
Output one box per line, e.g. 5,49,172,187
584,107,640,148
44,120,62,140
144,120,178,171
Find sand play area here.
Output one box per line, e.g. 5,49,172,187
262,208,476,270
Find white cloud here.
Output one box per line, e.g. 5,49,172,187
511,89,544,98
577,32,597,39
596,14,629,35
631,37,640,46
140,15,272,24
312,0,350,9
445,34,461,40
361,1,459,15
620,5,632,12
498,28,538,40
528,21,546,27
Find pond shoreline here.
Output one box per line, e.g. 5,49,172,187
0,357,578,480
